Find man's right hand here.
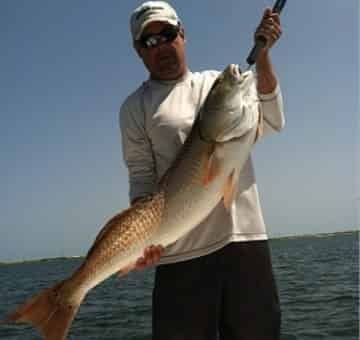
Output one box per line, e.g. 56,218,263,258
134,244,164,270
117,245,164,277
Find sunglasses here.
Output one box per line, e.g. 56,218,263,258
139,25,180,49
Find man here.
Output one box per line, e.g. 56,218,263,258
119,1,285,339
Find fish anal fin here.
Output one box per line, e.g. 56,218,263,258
223,169,239,212
202,144,223,186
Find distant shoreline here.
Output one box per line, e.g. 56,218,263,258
1,230,358,265
270,230,358,241
0,255,84,266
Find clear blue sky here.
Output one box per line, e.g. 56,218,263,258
1,0,358,261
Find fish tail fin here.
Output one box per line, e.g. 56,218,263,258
5,278,85,340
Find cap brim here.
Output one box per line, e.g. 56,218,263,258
135,17,179,40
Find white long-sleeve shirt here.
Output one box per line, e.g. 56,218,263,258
119,69,285,264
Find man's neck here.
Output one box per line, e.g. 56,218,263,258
149,68,190,84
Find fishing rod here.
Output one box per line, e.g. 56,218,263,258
245,0,287,69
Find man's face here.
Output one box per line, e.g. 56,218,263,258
134,21,187,81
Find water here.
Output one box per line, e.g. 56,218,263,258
0,232,358,339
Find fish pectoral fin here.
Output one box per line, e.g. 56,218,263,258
202,144,224,186
223,169,239,212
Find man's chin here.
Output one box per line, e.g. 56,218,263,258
157,65,183,80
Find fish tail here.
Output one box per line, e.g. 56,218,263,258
5,278,85,340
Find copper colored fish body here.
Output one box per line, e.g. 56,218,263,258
4,64,263,339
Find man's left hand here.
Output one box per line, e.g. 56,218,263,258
255,8,282,51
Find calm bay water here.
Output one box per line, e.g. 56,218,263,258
0,232,358,339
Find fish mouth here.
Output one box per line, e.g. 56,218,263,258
229,64,242,79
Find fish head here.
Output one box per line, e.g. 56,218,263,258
199,64,255,143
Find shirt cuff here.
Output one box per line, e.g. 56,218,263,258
258,84,281,102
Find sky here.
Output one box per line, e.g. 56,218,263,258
0,0,358,262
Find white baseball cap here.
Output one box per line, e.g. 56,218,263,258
130,1,181,41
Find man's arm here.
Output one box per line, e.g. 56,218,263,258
254,8,285,135
256,50,277,95
254,8,282,94
119,98,164,275
119,97,158,202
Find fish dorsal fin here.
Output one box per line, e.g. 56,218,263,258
202,143,224,186
223,169,239,212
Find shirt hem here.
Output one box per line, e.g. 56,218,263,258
157,233,268,265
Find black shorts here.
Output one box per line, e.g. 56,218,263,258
152,241,281,340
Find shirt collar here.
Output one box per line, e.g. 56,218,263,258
146,68,192,87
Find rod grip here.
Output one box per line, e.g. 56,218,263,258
246,37,266,66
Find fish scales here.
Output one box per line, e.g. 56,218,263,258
77,191,166,289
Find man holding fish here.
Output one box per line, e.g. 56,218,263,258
120,1,285,339
4,1,285,339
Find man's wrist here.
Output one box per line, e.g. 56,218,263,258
255,49,270,68
255,50,277,94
